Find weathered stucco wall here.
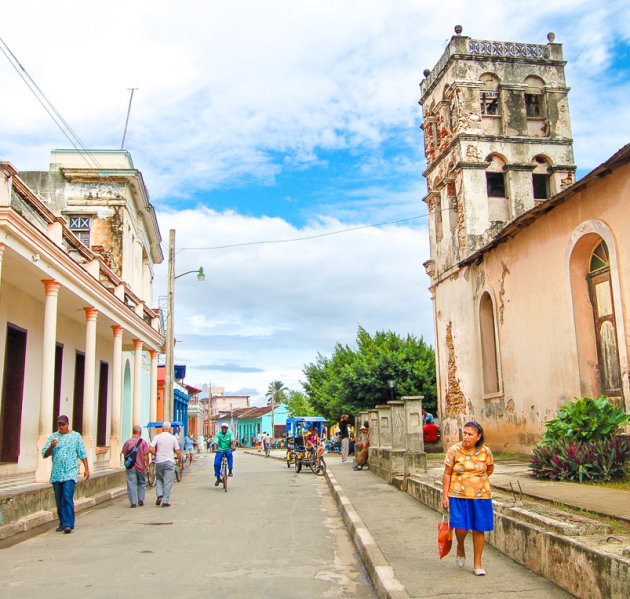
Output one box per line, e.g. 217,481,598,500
435,161,630,452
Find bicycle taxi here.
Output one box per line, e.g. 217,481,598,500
144,421,185,486
285,416,327,475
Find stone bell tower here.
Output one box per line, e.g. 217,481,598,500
420,26,576,279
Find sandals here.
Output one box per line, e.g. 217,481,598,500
473,568,486,576
456,556,465,568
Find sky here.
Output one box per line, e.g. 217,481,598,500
2,1,630,404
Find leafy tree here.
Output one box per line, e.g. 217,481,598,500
265,380,288,406
284,390,322,418
302,326,436,421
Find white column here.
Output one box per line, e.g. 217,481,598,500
0,243,5,295
108,325,124,469
35,279,61,483
82,307,98,472
149,350,158,423
132,339,143,427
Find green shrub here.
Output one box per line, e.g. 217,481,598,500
529,436,630,482
543,396,629,443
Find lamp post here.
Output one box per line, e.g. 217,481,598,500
164,228,205,422
387,379,396,402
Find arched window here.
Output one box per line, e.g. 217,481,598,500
479,73,500,115
485,154,506,198
524,75,545,118
587,240,622,397
480,292,500,395
531,155,552,200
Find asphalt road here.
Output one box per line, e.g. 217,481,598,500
0,451,375,598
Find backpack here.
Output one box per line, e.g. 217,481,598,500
124,438,143,469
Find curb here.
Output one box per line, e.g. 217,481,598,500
0,486,126,541
325,469,410,599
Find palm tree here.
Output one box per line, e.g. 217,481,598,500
266,380,288,438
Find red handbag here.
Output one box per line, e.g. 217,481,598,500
438,512,452,559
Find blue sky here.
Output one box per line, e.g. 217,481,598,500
2,0,629,403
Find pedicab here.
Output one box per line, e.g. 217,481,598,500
285,417,327,475
144,421,185,486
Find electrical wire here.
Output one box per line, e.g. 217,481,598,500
179,214,427,251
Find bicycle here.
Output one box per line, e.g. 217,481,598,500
175,459,182,482
147,461,156,487
220,453,229,492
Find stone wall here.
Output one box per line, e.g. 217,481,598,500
368,397,427,482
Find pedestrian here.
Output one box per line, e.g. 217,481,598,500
338,414,350,462
422,408,435,426
442,421,494,576
184,432,195,467
423,420,440,444
149,422,182,507
41,414,89,533
256,431,262,452
353,422,370,471
121,425,150,508
260,431,267,452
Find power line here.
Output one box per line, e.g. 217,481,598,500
179,214,427,251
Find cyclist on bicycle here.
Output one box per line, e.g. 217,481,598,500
213,423,235,486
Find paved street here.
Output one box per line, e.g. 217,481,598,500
0,452,375,599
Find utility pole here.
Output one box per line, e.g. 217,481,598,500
165,229,175,422
270,392,275,440
230,403,234,436
120,88,138,150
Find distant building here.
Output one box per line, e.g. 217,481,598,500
421,29,629,452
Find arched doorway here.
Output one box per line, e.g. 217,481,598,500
587,240,622,403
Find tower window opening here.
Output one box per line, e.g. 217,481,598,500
481,91,499,115
486,172,506,198
532,174,549,199
525,94,543,117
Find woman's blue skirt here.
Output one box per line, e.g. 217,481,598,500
449,497,494,532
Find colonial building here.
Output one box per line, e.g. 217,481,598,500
420,28,629,452
0,150,163,481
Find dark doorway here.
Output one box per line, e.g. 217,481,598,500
72,352,85,434
97,361,109,446
0,324,28,463
52,344,63,430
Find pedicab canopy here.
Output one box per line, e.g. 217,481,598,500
285,417,327,437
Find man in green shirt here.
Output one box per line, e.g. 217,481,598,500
213,423,235,486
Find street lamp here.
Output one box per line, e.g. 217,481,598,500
387,379,396,402
164,228,205,422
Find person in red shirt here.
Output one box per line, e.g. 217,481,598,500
423,422,440,444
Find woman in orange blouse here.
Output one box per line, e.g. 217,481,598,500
442,421,494,576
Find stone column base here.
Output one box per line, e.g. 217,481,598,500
35,435,51,483
108,436,121,469
404,450,428,476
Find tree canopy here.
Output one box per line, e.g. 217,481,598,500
283,389,322,418
302,326,436,421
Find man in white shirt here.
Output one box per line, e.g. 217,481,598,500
149,422,182,507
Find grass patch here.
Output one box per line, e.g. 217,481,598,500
582,478,630,491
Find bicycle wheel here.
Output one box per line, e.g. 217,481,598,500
315,457,327,476
296,460,302,473
221,458,228,492
147,462,155,487
175,463,182,482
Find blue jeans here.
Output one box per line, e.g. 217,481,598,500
125,467,146,505
214,451,233,477
155,461,175,504
52,480,76,529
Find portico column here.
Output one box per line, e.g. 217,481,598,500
149,350,158,423
132,339,143,427
0,243,6,296
35,279,61,483
82,307,98,473
108,325,124,469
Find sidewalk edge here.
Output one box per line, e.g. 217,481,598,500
325,469,410,599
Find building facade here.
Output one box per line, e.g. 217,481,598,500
0,152,163,481
421,29,629,452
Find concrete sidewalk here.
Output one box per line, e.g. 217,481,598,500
425,457,630,524
327,457,574,599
